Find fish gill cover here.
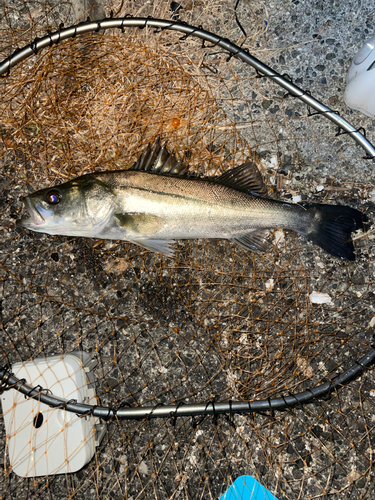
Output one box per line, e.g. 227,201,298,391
0,0,375,499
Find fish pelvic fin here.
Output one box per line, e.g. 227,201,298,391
130,238,175,256
231,229,271,252
301,203,368,261
216,162,267,196
130,136,189,176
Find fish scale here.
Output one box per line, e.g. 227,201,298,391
92,171,305,239
17,139,368,260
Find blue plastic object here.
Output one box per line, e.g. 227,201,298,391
220,476,278,500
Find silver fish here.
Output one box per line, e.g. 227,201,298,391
17,138,367,260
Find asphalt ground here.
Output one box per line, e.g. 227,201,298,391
0,1,375,499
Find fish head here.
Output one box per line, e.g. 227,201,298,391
17,175,116,236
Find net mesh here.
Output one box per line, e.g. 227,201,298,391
1,1,375,499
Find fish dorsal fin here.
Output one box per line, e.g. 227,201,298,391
216,161,267,195
130,136,189,176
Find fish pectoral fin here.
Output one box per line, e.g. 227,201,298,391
130,238,176,256
231,229,271,252
115,213,172,255
217,162,267,196
115,213,166,233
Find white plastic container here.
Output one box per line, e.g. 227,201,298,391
1,352,105,477
344,34,375,118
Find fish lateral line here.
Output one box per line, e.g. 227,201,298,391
16,139,369,261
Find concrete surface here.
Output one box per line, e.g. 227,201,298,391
0,1,375,499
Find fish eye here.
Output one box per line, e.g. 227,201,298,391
46,190,62,205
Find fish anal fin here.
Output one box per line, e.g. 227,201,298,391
232,229,271,252
115,213,165,234
217,161,267,195
130,238,175,256
130,137,188,176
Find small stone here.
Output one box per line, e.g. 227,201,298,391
265,278,274,291
51,252,59,262
274,230,285,246
262,100,273,110
310,291,332,304
278,163,294,175
329,96,338,106
138,461,149,475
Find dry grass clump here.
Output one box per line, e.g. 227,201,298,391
0,31,230,189
0,0,271,192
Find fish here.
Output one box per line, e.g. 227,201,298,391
16,138,368,260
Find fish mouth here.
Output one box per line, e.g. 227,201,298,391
16,196,45,227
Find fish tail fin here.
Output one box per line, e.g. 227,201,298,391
301,203,368,260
